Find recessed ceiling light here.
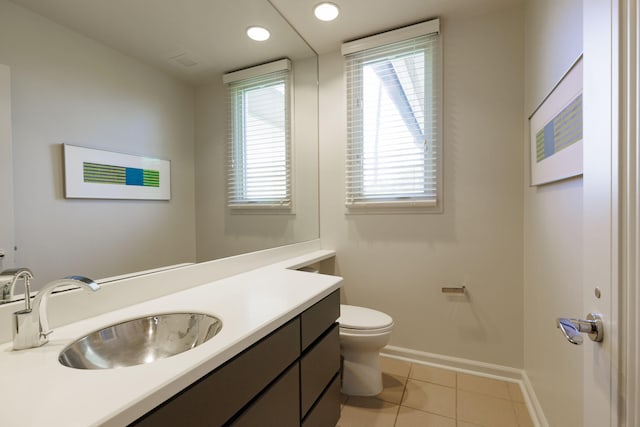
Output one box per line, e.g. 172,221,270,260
314,2,340,21
246,26,270,42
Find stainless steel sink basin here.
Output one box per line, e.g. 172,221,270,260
58,312,222,369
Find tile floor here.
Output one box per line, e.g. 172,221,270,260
337,356,534,427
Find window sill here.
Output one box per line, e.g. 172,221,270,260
345,199,441,215
229,203,294,215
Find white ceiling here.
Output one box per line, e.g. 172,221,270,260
8,0,314,85
270,0,522,54
8,0,520,85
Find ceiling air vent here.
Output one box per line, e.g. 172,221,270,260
168,51,199,68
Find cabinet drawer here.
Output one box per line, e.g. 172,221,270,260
300,290,340,351
300,324,340,417
132,318,301,427
230,362,300,427
301,373,340,427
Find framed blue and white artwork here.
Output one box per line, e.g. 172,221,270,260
63,144,171,200
529,55,583,186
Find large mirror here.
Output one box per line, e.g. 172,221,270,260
0,0,319,292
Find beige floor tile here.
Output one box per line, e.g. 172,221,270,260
374,373,408,405
514,402,534,427
457,373,510,400
457,390,519,427
457,422,482,427
507,382,525,403
337,396,399,427
409,364,456,388
380,356,412,378
401,379,456,419
395,406,456,427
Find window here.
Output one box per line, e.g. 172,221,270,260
343,20,441,211
223,59,291,209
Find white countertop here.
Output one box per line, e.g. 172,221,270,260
0,258,342,426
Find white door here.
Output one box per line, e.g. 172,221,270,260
0,64,15,270
582,1,618,425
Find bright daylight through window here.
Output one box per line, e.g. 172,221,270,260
344,20,440,210
224,60,291,209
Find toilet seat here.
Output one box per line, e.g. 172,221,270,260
339,324,394,335
339,304,393,331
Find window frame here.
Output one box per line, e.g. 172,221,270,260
223,59,293,212
343,20,442,214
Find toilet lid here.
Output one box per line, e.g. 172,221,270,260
338,304,393,330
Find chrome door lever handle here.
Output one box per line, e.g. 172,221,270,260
556,313,603,345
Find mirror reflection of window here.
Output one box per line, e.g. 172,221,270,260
224,59,292,209
243,81,287,200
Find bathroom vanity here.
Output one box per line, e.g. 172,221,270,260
0,245,341,427
133,290,340,426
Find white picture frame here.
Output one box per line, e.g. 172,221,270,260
529,56,583,186
63,144,171,200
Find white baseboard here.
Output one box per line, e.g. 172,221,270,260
521,370,549,427
381,345,549,427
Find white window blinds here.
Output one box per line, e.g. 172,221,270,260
224,60,291,208
343,20,441,209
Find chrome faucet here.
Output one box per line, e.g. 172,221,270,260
12,275,100,350
0,268,34,305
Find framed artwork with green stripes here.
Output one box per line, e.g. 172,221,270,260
529,55,583,186
63,144,170,200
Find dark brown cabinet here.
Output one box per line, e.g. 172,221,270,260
301,325,339,417
231,363,301,427
131,289,340,427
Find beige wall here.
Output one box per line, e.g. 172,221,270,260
0,0,196,288
194,56,319,262
523,0,583,426
319,4,525,367
0,65,15,270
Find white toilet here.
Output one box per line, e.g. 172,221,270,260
338,304,394,396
